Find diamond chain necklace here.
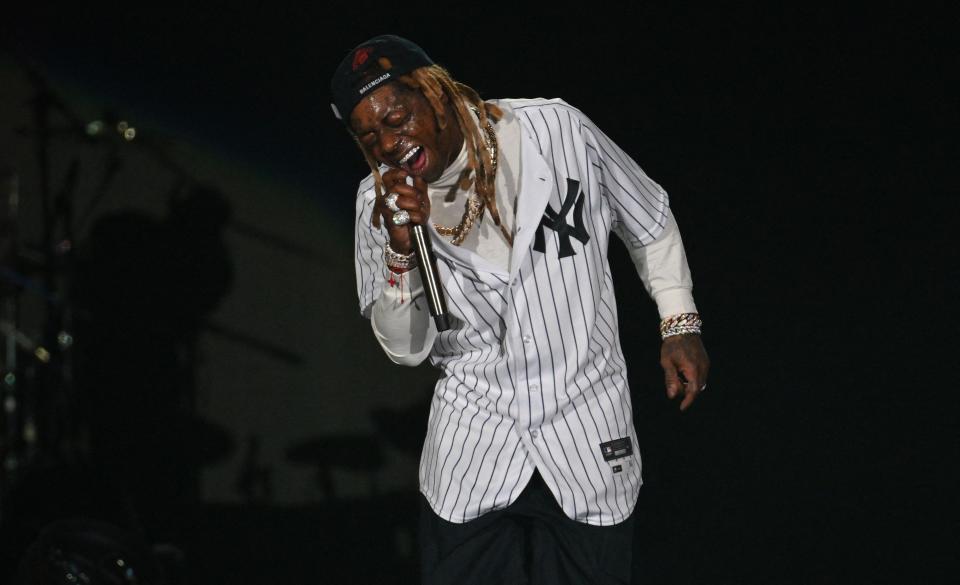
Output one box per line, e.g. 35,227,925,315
432,106,500,246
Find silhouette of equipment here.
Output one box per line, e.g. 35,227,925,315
285,435,384,500
369,394,431,457
0,48,303,544
14,518,166,585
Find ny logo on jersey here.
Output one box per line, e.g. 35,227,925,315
533,178,590,258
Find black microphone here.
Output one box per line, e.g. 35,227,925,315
411,224,449,331
406,176,449,331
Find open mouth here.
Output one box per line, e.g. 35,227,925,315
398,146,426,173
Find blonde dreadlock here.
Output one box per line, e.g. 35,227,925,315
359,64,510,245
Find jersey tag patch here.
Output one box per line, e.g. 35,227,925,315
599,437,633,474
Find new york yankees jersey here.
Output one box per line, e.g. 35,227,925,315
354,98,696,526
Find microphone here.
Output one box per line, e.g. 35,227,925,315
407,177,449,331
411,224,449,331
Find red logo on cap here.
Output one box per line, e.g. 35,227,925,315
352,47,373,71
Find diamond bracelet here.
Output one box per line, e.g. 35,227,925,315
384,242,416,271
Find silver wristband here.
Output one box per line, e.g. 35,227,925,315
384,242,416,271
659,312,703,340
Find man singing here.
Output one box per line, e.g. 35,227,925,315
331,34,710,585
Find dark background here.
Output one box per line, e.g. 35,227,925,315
1,2,955,584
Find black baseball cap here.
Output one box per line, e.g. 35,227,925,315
330,34,434,124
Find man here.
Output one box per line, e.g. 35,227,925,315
331,35,709,584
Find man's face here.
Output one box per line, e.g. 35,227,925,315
349,82,463,183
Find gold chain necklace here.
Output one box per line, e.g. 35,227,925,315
433,106,498,246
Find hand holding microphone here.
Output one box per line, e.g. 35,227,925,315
377,169,450,331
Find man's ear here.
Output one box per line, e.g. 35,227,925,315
435,94,454,130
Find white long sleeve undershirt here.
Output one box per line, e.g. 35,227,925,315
628,207,699,319
370,267,436,366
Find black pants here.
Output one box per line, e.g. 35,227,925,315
419,472,634,585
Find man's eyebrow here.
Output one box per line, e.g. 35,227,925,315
352,118,379,135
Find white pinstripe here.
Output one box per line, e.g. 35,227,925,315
354,99,671,525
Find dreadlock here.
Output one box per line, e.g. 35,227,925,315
357,64,507,243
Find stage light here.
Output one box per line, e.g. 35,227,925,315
57,331,73,348
34,346,50,363
85,120,104,136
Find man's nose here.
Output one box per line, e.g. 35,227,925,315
379,131,401,154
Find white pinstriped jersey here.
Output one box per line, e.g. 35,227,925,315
355,98,672,526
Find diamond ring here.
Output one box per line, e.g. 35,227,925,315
392,210,410,226
385,192,400,213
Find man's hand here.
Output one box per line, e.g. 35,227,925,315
371,169,430,254
660,334,710,411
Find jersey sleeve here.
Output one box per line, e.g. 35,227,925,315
354,179,389,318
579,114,670,250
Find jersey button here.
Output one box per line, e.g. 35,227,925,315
531,430,540,439
530,384,539,392
522,335,532,344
